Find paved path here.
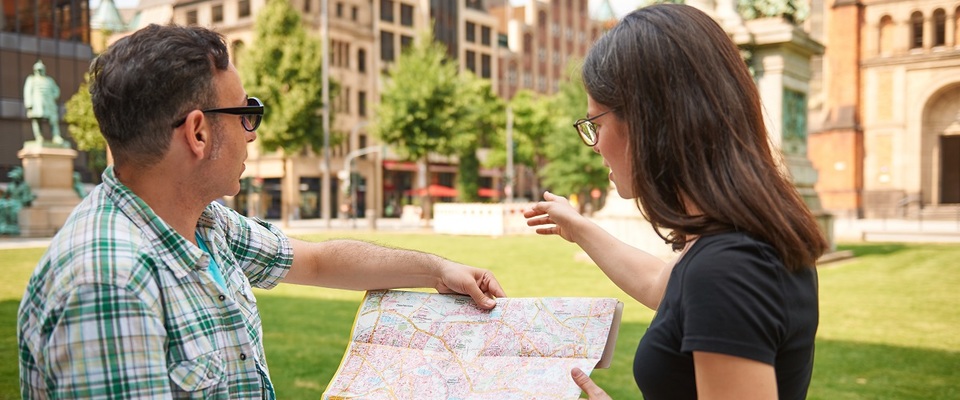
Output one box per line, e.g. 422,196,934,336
3,216,959,250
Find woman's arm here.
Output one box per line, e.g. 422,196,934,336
524,191,671,309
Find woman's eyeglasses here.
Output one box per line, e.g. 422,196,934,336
573,109,612,146
173,97,264,132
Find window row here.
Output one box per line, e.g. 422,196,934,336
380,0,414,27
879,7,960,52
465,22,493,46
1,0,90,42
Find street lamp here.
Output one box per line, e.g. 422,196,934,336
321,0,332,228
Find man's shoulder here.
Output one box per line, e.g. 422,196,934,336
42,194,156,286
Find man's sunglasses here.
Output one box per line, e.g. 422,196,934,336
173,97,264,132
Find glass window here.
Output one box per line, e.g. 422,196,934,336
911,11,923,49
481,25,491,46
465,50,476,73
934,9,946,46
400,3,414,26
239,0,251,18
358,48,367,73
186,9,198,25
466,21,475,42
481,54,491,78
359,91,367,117
400,35,413,51
381,30,395,61
380,0,394,22
212,4,224,23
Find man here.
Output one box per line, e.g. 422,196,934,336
18,24,505,399
23,60,63,145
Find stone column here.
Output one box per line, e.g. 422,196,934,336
739,17,835,249
17,146,82,237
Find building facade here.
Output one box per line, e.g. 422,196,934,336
132,0,605,219
1,0,93,182
810,0,960,218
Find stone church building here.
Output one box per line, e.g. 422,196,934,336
810,0,960,219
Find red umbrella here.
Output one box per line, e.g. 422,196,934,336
478,188,500,198
404,184,458,197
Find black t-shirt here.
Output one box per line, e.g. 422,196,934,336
633,232,818,400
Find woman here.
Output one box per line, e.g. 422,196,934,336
523,4,828,399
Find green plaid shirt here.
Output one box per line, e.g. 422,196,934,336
18,166,293,399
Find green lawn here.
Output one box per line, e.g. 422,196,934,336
1,235,957,399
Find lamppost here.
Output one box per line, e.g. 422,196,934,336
320,0,332,228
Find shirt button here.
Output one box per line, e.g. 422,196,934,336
218,295,226,301
206,371,215,379
240,353,247,360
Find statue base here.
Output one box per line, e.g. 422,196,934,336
591,187,677,261
23,140,71,150
17,146,82,237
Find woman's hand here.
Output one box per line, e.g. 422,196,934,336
572,368,611,400
523,191,586,243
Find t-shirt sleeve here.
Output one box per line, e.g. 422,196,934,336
679,237,786,365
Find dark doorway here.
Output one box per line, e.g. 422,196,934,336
941,135,960,203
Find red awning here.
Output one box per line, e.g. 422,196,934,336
405,184,458,197
478,188,500,198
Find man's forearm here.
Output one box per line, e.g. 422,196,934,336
284,238,444,290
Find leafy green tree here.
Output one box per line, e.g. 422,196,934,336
451,72,504,203
64,74,108,180
485,89,553,199
240,0,329,225
373,30,461,219
540,72,609,211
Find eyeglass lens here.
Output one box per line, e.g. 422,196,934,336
242,98,262,131
580,122,598,144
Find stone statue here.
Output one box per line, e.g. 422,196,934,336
73,172,87,199
23,60,65,146
0,167,35,235
738,0,809,24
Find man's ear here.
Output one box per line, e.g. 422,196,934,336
179,110,208,159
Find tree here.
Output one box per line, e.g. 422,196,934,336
451,72,504,203
64,74,108,180
486,89,553,200
372,30,461,219
540,71,609,212
240,0,329,226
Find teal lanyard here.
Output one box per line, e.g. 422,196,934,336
195,232,227,291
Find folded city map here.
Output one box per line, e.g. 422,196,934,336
322,289,623,399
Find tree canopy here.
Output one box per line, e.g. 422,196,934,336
240,0,328,155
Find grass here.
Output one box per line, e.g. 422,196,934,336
0,236,958,399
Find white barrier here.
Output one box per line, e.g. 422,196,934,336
433,203,536,236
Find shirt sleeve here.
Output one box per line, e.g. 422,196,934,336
212,202,293,289
39,283,171,399
678,237,787,365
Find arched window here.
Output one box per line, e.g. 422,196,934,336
911,11,924,49
231,40,245,68
879,15,895,55
934,9,946,46
955,7,960,46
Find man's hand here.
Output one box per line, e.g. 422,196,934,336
572,368,611,400
435,261,506,309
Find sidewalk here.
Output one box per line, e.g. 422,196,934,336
0,217,426,250
4,216,960,250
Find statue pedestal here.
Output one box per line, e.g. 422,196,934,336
737,17,836,251
590,187,677,261
17,146,82,237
